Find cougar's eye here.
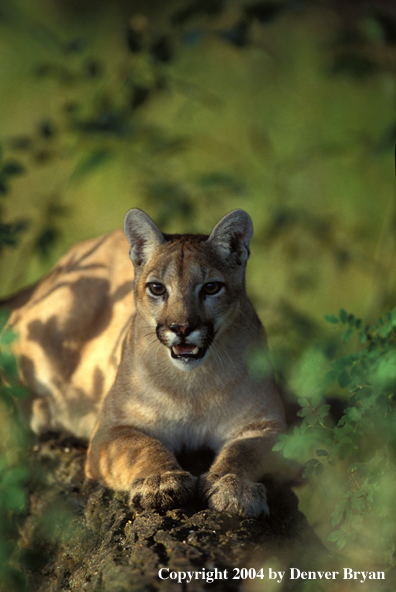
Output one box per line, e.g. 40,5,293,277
147,282,166,296
201,282,223,296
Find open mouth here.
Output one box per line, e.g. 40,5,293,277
171,343,206,361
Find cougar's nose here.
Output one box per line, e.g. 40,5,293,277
169,323,193,337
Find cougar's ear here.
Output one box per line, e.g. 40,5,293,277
207,209,253,264
124,209,165,267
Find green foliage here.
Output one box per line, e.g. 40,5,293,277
0,146,27,255
0,276,30,591
274,307,396,565
0,134,67,290
0,159,25,197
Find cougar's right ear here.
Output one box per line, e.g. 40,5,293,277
124,209,165,267
207,209,253,265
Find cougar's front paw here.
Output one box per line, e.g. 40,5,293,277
129,470,196,512
198,472,269,518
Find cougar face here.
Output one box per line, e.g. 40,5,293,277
133,234,245,371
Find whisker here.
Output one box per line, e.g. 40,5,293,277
211,344,225,372
238,310,257,333
142,332,157,339
213,341,238,373
145,339,161,357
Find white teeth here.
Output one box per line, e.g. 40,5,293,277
171,345,200,356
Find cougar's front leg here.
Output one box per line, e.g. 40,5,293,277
86,425,196,512
198,422,282,518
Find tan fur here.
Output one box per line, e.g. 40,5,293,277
6,209,285,517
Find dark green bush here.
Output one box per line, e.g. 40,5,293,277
274,308,396,567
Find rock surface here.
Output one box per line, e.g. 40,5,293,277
17,435,326,592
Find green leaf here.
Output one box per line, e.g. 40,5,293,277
305,411,319,426
342,328,353,343
1,485,27,511
0,352,18,377
331,500,348,526
317,404,330,419
339,309,348,323
325,370,338,384
347,314,356,327
359,331,368,344
1,384,27,399
350,496,366,511
303,459,319,479
310,394,323,409
0,309,10,331
1,466,30,487
297,407,312,418
0,177,9,195
272,434,289,452
2,161,25,177
316,449,328,456
0,327,18,345
299,418,308,434
315,462,324,476
0,222,20,245
346,407,361,422
338,370,351,388
327,530,343,542
34,226,60,259
297,398,310,408
330,358,348,371
336,433,353,445
324,314,338,324
337,538,348,550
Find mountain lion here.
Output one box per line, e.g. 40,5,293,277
5,209,285,518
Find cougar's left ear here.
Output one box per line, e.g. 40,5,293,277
124,208,165,267
207,209,253,264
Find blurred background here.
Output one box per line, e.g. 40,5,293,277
1,0,395,325
1,0,396,584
